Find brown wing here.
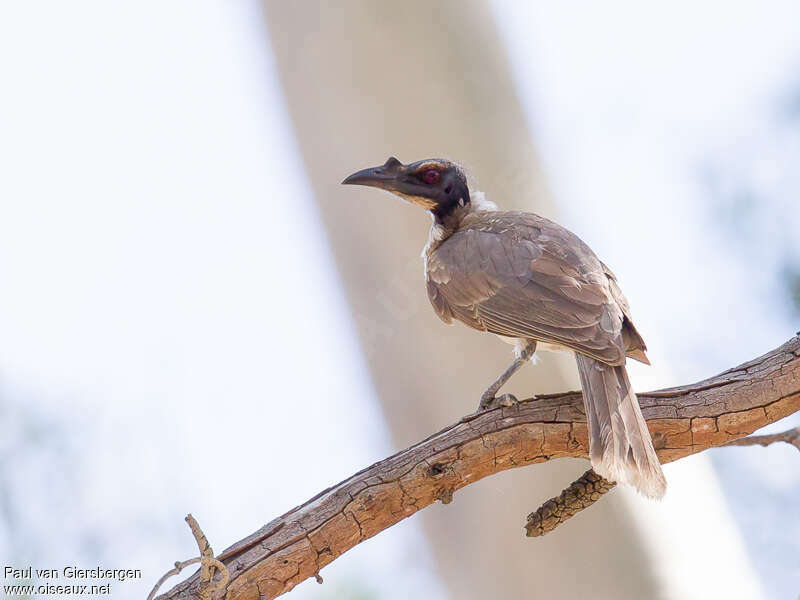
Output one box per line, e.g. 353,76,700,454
426,211,643,366
600,260,650,364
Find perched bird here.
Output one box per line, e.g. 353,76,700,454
342,157,666,498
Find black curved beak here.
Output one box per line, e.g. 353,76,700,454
341,156,404,190
341,167,395,188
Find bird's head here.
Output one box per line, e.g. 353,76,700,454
342,157,470,219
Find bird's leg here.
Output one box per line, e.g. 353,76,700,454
478,341,537,411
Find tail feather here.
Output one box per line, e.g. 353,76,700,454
575,353,666,499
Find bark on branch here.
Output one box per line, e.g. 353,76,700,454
159,336,800,600
524,468,616,537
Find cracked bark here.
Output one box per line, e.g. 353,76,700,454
158,336,800,600
524,468,617,537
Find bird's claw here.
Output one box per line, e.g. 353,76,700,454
478,393,519,411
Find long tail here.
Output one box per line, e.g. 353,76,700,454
574,353,667,499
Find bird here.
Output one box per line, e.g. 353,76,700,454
342,156,666,498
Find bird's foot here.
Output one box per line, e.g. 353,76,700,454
478,392,519,411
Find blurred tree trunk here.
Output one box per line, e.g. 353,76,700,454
261,1,658,598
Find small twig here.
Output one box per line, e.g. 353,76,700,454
186,514,215,583
148,515,230,600
724,426,800,451
525,469,615,537
148,557,229,600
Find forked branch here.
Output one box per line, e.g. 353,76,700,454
525,421,800,537
158,336,800,600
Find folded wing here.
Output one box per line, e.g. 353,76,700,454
426,211,646,366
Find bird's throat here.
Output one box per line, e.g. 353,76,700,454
425,189,497,253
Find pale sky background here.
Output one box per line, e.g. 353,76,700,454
1,1,798,599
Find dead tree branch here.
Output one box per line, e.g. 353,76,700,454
158,336,800,600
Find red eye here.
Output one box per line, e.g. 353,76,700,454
423,170,440,184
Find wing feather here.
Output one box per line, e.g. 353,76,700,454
425,211,637,366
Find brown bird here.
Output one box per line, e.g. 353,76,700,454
343,157,666,498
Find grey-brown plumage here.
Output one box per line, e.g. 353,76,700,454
343,157,666,498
